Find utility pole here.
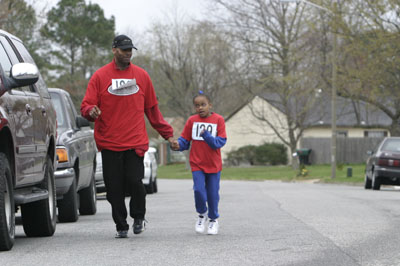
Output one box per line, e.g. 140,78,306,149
280,0,338,178
331,1,338,179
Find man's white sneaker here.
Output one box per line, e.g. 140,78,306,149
207,219,219,235
195,214,207,233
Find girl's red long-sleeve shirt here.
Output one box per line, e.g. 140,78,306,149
81,60,173,155
180,113,227,173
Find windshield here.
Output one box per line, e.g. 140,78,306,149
381,139,400,152
49,92,67,128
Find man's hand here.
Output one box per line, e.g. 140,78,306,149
168,137,179,151
90,106,101,119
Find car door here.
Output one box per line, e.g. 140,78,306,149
0,35,36,185
63,93,94,189
10,38,52,182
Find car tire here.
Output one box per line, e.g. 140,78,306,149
145,181,154,194
153,177,158,193
79,172,97,215
364,173,372,189
145,168,154,194
0,153,15,251
57,177,78,223
372,171,381,190
21,155,57,237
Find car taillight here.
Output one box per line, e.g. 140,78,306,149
56,148,68,163
378,158,400,167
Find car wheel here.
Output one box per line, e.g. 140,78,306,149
21,155,57,237
153,177,158,193
79,172,97,215
57,177,78,223
372,171,381,190
146,181,154,194
364,173,372,189
145,168,154,194
0,153,15,251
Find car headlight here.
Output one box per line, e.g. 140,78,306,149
56,147,69,163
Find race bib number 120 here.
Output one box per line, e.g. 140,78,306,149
192,122,217,140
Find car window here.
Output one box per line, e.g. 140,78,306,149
63,93,77,129
0,36,31,93
12,39,51,98
0,67,4,92
66,93,78,118
381,139,400,152
50,92,66,128
0,36,19,64
0,42,12,76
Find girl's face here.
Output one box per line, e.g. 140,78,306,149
194,96,212,118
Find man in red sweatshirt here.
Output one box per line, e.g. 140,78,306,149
81,35,176,238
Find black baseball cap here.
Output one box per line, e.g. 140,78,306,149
112,35,137,50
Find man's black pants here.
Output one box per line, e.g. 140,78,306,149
101,149,146,231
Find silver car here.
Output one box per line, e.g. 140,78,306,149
49,88,97,223
95,147,158,194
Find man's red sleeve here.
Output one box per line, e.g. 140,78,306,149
81,75,98,122
145,105,174,140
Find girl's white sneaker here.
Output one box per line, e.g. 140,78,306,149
195,215,207,233
207,219,219,235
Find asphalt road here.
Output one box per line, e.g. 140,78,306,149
2,179,400,266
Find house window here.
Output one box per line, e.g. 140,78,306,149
364,131,388,138
337,131,348,138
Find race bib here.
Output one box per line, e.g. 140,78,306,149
192,122,217,140
109,79,139,96
111,79,136,91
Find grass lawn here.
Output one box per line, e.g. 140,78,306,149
157,163,366,185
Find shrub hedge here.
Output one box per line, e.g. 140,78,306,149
226,143,287,166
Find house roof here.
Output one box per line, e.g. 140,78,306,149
225,98,253,121
227,92,392,128
311,94,392,128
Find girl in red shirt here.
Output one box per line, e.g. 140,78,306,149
175,92,227,235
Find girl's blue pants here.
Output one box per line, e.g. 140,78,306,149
192,171,221,220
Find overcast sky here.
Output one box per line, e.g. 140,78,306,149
34,0,209,34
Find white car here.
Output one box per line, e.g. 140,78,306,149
95,147,158,194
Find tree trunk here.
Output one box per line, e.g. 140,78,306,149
390,119,400,137
290,146,299,170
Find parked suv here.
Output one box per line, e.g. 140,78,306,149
0,30,57,251
49,88,97,223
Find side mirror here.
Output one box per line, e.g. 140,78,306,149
0,63,39,97
148,147,157,153
366,150,373,156
76,115,90,128
9,63,39,87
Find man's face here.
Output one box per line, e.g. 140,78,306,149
112,48,132,66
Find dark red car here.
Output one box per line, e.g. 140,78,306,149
0,30,57,251
365,137,400,190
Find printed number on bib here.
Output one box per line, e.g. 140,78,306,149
192,122,217,140
112,79,136,91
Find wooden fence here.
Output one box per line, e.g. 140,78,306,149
299,137,384,164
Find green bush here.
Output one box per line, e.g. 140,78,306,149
226,145,257,165
226,143,287,166
255,143,288,165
